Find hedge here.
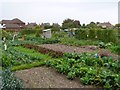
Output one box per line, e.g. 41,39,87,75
20,29,38,34
75,28,118,44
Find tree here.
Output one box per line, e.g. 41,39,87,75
82,23,86,28
96,22,100,24
51,23,60,32
74,20,81,28
62,18,81,29
35,25,43,37
41,23,52,29
35,25,41,30
115,24,120,28
87,22,100,28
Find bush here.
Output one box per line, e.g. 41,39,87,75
20,29,37,34
35,30,41,37
88,29,96,40
75,29,88,40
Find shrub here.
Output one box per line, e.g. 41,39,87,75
35,30,41,37
88,29,96,40
20,29,37,34
75,29,88,40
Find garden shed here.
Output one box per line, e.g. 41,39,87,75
42,29,52,38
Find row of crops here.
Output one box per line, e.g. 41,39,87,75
2,46,50,68
1,45,50,89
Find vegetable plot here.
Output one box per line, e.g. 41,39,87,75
45,53,120,89
2,46,50,68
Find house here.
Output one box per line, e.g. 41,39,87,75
42,29,52,38
0,18,25,31
98,22,113,28
52,23,60,27
26,23,37,29
41,23,51,29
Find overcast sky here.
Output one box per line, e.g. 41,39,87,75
0,0,119,25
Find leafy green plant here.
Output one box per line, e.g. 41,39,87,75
67,71,76,80
2,68,24,89
98,42,105,48
109,45,120,55
2,53,11,68
42,38,61,44
2,46,51,68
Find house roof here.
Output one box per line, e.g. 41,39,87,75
1,18,25,24
1,20,12,24
41,23,50,26
26,23,37,28
3,24,21,29
98,22,113,27
28,23,37,26
12,18,25,24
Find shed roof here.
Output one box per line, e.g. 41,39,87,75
43,29,51,32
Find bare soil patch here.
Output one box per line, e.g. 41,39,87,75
39,44,119,60
15,66,93,88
